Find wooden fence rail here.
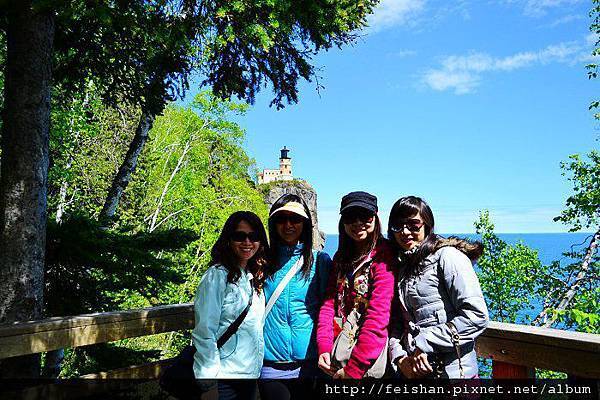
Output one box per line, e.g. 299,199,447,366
0,304,193,359
0,304,599,378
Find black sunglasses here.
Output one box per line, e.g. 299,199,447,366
390,219,425,233
341,209,375,224
273,214,305,225
230,231,261,243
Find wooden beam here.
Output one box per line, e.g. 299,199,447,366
476,322,600,378
483,321,600,353
2,379,161,399
80,359,175,379
0,304,194,359
1,305,599,379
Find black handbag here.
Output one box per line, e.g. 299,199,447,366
159,293,253,399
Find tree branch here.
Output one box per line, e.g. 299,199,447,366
149,140,192,232
534,228,600,327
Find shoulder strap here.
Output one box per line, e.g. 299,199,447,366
265,256,304,316
314,250,325,302
217,284,253,349
446,321,465,378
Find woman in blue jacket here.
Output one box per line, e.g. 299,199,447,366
259,194,332,400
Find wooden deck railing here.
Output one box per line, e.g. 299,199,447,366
0,304,598,378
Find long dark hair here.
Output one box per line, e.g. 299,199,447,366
267,194,314,280
209,211,269,293
335,214,384,274
388,196,482,278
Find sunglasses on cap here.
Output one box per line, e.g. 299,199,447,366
273,214,305,225
389,219,425,233
230,231,261,243
341,209,375,224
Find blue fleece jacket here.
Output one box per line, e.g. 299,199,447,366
263,244,332,362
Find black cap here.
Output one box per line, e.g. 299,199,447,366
340,191,378,214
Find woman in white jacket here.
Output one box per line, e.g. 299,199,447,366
193,211,269,400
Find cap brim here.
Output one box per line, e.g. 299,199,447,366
340,202,377,214
269,202,309,219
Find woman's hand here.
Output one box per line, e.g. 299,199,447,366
318,352,336,376
333,368,349,379
397,356,416,379
200,383,218,400
412,348,433,377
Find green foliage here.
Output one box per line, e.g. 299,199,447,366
474,211,598,378
59,343,162,378
47,90,268,313
475,211,598,333
474,211,545,323
553,151,600,231
48,86,140,220
588,0,600,119
51,0,381,113
199,0,380,108
546,148,599,333
45,214,197,317
123,91,269,301
53,1,198,114
2,0,380,377
45,90,269,374
539,251,599,333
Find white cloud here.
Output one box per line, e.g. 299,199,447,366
421,40,591,94
389,49,418,58
423,70,480,94
498,0,585,17
523,0,585,17
544,14,585,28
586,32,599,47
368,0,427,32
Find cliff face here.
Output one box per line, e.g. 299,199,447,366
262,180,325,250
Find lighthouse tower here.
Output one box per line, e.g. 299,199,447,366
279,146,293,181
257,146,294,184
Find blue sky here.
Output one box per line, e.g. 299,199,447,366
187,0,599,234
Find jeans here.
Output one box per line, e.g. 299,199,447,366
217,380,257,400
258,361,326,400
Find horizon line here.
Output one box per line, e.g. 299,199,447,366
321,231,596,235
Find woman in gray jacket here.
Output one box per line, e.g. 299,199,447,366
387,196,489,379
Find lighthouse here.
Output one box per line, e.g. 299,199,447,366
279,146,292,180
258,146,294,184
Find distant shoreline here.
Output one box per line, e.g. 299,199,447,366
322,232,593,267
321,232,596,236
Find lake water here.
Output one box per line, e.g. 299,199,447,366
322,232,594,324
322,232,593,266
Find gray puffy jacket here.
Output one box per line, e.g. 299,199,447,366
389,246,489,378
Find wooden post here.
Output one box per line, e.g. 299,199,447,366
492,360,535,378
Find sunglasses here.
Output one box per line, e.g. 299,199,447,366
230,231,261,243
390,219,425,233
341,210,375,224
273,214,305,225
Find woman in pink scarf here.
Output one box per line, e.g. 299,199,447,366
316,191,395,379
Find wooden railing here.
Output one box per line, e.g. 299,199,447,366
0,304,599,379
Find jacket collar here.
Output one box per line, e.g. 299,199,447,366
277,242,304,257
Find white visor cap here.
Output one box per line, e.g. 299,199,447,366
269,201,309,219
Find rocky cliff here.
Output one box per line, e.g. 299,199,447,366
261,179,325,250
